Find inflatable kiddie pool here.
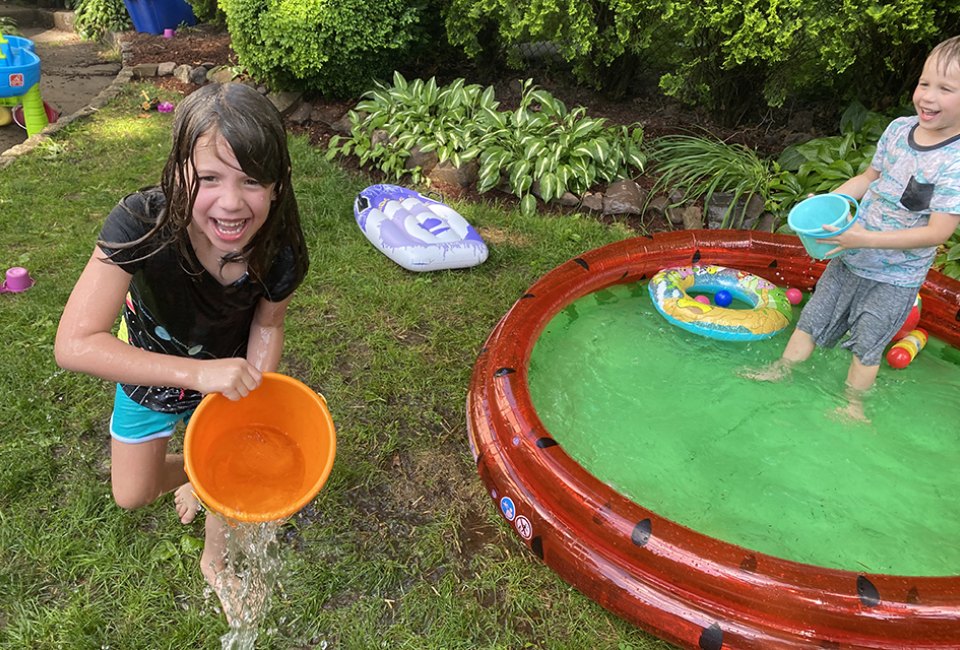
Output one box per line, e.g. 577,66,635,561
466,230,960,649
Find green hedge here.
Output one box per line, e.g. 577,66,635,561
444,0,960,117
219,0,424,97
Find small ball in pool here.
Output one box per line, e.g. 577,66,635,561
694,295,710,305
785,287,803,305
714,290,733,307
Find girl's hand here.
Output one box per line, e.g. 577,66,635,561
194,358,263,400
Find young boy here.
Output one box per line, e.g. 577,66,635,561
747,35,960,422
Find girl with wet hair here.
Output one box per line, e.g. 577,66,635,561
55,82,309,620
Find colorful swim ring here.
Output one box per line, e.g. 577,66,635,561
648,265,791,341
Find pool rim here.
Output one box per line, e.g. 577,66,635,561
466,230,960,649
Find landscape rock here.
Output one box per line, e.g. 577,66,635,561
428,160,479,188
173,64,192,83
602,179,644,215
287,101,314,125
267,91,302,116
131,63,158,79
679,206,704,230
206,65,236,85
187,65,209,85
581,192,603,212
404,146,439,174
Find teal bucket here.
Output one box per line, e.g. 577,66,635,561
787,193,859,260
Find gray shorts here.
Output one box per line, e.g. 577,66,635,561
796,259,918,366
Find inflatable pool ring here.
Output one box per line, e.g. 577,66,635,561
648,264,791,341
353,184,488,272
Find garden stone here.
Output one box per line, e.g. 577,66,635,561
679,206,704,230
581,192,603,212
558,192,580,207
173,64,192,83
706,192,764,230
602,179,644,215
53,10,75,31
267,91,303,116
188,66,209,85
647,195,670,218
287,101,314,125
206,65,235,85
756,212,777,232
428,160,479,188
371,129,390,147
404,146,438,174
132,63,158,79
157,62,176,77
331,114,353,134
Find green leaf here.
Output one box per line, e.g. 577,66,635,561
539,172,559,204
520,193,537,216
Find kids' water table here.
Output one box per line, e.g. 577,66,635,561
0,33,50,138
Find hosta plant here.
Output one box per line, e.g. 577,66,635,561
328,74,646,215
474,79,646,215
328,72,494,185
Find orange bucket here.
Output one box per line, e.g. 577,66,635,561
184,373,336,523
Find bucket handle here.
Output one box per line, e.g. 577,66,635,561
831,193,859,223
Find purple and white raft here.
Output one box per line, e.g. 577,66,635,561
353,184,488,272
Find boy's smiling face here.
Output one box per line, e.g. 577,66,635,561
913,53,960,142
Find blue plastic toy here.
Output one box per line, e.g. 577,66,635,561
0,34,51,137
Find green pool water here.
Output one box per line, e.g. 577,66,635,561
528,283,960,576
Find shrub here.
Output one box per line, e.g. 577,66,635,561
73,0,130,41
219,0,424,97
186,0,226,25
445,0,960,119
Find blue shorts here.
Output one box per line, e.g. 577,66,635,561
109,384,194,444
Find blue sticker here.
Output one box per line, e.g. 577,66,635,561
499,496,516,521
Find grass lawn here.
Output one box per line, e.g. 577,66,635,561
0,82,676,650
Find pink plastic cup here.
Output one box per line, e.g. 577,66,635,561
1,267,35,293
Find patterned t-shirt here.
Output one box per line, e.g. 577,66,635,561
842,116,960,287
99,189,304,413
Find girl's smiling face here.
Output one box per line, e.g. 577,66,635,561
913,53,960,142
187,130,275,258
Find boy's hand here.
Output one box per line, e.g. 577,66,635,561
820,222,867,257
193,359,263,400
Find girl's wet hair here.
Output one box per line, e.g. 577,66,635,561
104,82,308,286
929,35,960,75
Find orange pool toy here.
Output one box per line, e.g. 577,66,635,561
184,373,336,523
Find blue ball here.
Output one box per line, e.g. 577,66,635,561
714,290,733,307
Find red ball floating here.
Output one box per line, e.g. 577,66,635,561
785,287,803,305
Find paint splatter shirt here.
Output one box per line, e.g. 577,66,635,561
99,189,303,413
842,116,960,288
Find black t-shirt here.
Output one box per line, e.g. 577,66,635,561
99,189,302,413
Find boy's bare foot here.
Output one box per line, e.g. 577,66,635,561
739,359,792,382
174,483,202,524
831,402,871,424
